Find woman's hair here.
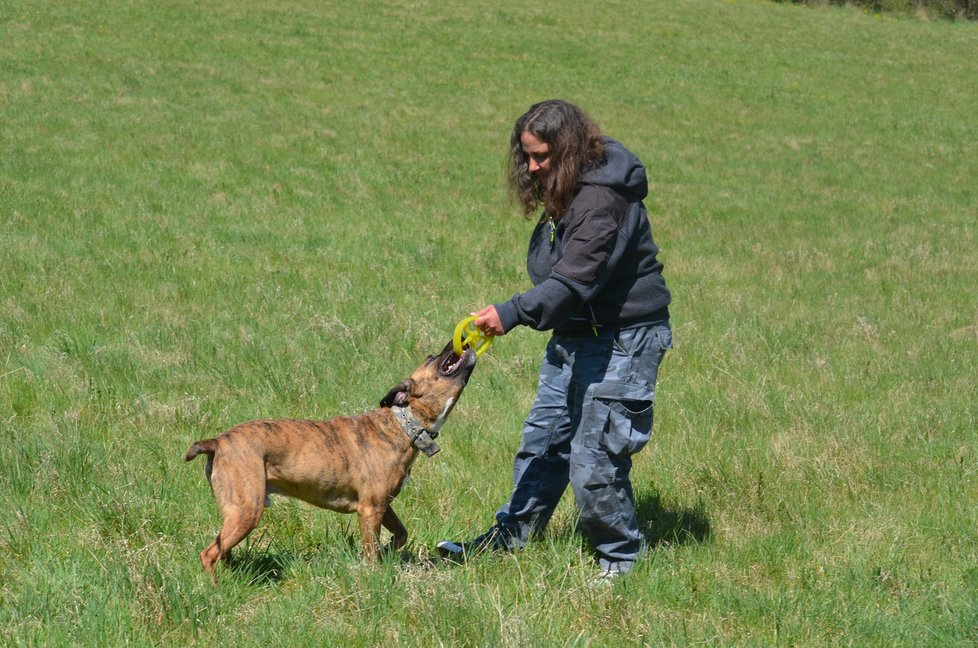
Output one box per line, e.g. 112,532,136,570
507,99,605,220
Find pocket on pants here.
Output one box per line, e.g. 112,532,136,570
587,381,655,456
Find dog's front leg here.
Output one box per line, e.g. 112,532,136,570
382,507,408,552
357,505,386,561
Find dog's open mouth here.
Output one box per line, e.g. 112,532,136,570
439,347,475,377
440,352,465,375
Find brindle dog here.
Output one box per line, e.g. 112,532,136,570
185,343,476,582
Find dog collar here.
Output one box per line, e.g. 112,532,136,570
391,406,441,457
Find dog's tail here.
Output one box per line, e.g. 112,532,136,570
185,438,219,462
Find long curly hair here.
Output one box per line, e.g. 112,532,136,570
507,100,605,221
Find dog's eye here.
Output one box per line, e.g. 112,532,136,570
425,355,436,365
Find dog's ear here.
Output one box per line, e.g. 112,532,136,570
380,380,412,408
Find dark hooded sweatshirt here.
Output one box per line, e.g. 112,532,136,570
494,137,671,334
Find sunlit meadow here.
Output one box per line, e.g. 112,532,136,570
1,1,976,645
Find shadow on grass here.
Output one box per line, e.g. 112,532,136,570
636,492,711,547
221,536,429,584
224,548,296,586
214,493,711,582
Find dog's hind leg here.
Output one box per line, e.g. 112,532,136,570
200,501,265,583
199,457,266,583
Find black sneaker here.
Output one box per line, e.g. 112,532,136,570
436,525,511,561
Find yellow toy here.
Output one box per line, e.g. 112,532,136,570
452,316,494,357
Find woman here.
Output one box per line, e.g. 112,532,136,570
438,100,672,579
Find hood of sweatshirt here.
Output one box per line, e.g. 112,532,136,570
579,137,648,201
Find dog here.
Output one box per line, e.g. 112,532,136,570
185,342,476,582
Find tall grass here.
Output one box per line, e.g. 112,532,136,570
775,0,978,20
2,0,976,645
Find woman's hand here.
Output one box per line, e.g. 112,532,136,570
471,305,506,336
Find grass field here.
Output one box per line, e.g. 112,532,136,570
2,0,977,645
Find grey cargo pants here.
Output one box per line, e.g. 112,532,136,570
494,321,672,572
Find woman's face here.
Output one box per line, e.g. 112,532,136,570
520,131,551,176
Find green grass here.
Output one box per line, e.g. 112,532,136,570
2,0,977,645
